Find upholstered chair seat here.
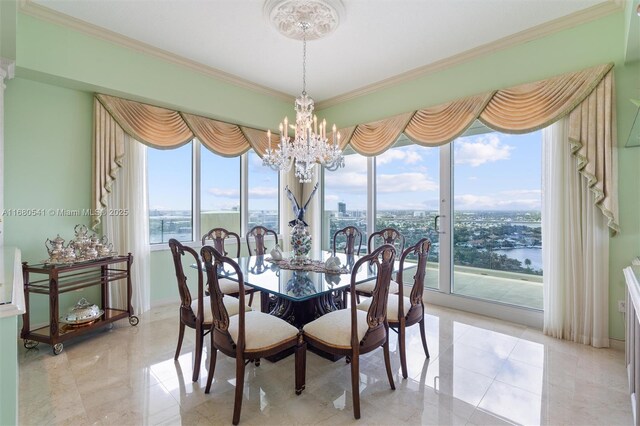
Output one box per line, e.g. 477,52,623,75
356,293,410,321
217,278,245,295
191,296,251,323
229,311,299,351
303,310,369,349
355,279,399,295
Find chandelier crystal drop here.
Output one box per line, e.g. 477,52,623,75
262,17,344,183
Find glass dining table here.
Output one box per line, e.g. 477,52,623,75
193,250,413,361
207,252,376,328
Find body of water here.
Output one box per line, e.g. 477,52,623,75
493,247,542,271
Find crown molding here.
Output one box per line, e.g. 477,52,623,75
17,0,293,102
17,0,623,109
316,0,623,109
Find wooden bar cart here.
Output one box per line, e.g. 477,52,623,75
20,254,137,355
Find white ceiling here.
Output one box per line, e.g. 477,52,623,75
32,0,611,101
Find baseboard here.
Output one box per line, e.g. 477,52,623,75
610,338,625,350
151,297,178,308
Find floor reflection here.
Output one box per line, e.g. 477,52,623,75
17,303,631,425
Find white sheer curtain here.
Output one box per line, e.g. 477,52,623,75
104,136,151,315
542,118,609,347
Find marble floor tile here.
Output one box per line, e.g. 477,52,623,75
17,303,632,425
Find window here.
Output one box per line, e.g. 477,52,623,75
322,150,368,252
148,142,193,244
147,143,279,245
320,125,543,312
375,139,440,289
200,149,241,235
247,150,279,233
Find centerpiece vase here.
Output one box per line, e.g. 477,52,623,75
290,220,312,264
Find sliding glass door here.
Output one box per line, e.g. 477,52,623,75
451,130,543,309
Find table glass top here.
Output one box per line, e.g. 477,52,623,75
196,252,390,302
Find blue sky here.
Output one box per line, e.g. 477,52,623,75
148,144,278,212
149,128,542,213
324,130,542,212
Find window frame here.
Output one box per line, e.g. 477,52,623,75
149,139,279,249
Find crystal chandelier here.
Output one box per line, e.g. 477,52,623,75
263,7,344,183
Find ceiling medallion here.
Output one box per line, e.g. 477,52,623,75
264,0,345,40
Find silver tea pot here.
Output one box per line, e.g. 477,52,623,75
45,234,65,261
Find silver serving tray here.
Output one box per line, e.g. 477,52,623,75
60,309,104,325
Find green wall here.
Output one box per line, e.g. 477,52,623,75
0,315,18,426
319,11,640,340
4,78,97,325
15,13,291,129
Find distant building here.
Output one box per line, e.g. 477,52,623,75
338,202,346,217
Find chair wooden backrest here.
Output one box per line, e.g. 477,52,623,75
246,226,278,256
201,228,241,257
349,244,396,348
201,245,246,353
333,226,363,255
169,238,204,325
396,238,431,320
367,228,405,255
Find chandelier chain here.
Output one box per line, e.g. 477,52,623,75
302,26,307,95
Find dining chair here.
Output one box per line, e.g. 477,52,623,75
302,244,397,420
201,245,306,425
245,225,278,256
332,225,363,255
352,228,405,303
168,239,252,382
202,227,255,306
357,238,431,379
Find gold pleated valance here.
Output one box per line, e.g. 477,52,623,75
181,113,251,157
93,62,618,233
349,112,414,156
405,94,493,146
479,64,612,133
96,94,194,148
333,63,617,233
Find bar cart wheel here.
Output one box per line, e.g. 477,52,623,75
23,340,39,350
53,343,64,355
129,316,139,326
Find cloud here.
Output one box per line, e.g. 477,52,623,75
455,189,541,210
468,176,478,181
455,134,513,167
325,171,368,192
206,186,278,199
325,194,340,204
207,188,239,198
377,147,423,165
377,172,438,193
325,170,438,196
248,186,278,198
